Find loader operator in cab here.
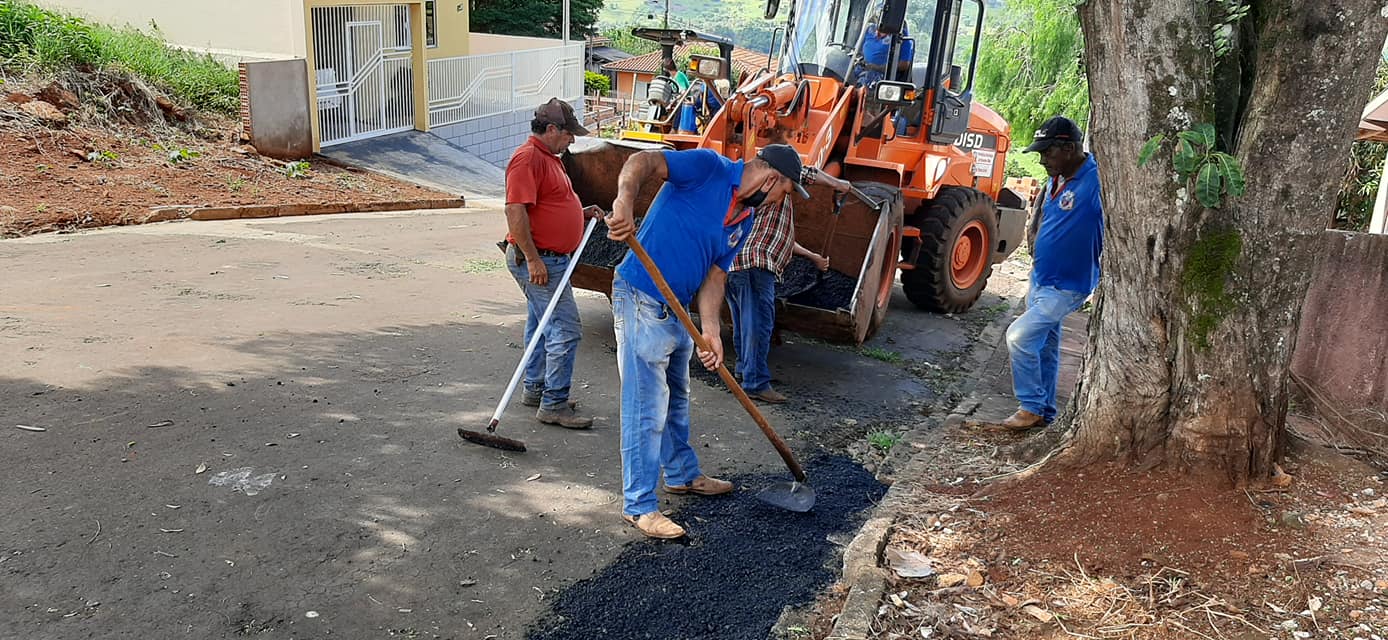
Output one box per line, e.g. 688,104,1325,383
851,21,914,86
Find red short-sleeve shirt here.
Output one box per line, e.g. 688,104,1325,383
505,136,583,254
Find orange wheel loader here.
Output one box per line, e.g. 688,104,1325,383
565,0,1028,344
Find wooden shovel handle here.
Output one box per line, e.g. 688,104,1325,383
622,235,808,483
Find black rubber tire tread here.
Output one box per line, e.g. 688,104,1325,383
901,186,998,313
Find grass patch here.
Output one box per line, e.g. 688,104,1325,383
860,346,903,363
92,25,239,113
283,161,311,179
867,430,901,453
463,259,504,274
0,2,239,113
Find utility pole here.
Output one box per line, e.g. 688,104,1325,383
563,0,571,100
648,0,669,28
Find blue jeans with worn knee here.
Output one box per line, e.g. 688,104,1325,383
726,267,777,393
1005,284,1088,422
612,276,702,517
505,244,581,411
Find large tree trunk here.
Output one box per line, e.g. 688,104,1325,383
1061,0,1387,484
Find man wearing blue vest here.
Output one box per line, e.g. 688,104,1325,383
604,144,811,539
1000,116,1104,430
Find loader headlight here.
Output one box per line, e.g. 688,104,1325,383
873,81,916,106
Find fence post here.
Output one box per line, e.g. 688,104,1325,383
509,51,518,113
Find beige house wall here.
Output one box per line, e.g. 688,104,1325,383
428,1,470,58
37,0,468,61
37,0,304,60
467,33,564,55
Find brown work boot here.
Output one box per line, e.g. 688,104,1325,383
749,387,787,404
623,512,686,539
536,405,593,429
665,475,734,496
1000,409,1045,431
522,389,577,409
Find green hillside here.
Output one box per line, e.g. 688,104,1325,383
599,0,1009,54
599,0,762,27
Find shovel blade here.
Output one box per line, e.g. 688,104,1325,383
457,428,527,452
756,481,815,512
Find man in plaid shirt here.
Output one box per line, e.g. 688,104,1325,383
726,168,852,403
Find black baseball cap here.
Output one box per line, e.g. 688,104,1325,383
756,144,812,199
1023,116,1083,152
534,97,589,136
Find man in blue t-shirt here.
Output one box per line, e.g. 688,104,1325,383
604,144,811,539
1000,116,1104,430
851,22,914,86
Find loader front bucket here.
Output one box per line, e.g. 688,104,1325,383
561,138,666,297
778,182,905,344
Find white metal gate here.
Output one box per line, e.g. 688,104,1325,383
312,4,415,146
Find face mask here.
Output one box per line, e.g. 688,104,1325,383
741,184,772,208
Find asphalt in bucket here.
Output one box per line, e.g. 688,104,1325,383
527,456,883,640
578,219,630,268
779,257,857,311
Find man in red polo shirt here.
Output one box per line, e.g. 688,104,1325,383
503,98,599,429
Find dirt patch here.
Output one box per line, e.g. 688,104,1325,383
528,456,886,640
0,106,446,237
985,465,1286,584
867,438,1388,639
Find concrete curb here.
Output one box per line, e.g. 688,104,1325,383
143,197,466,223
826,517,891,640
822,295,1025,640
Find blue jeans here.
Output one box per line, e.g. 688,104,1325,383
612,276,702,517
1005,284,1088,421
726,268,777,393
505,244,581,411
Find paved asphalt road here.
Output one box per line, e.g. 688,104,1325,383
0,207,1002,639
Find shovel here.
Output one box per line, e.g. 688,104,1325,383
459,217,599,452
622,234,815,513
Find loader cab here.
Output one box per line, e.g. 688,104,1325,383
869,0,983,140
779,0,884,82
774,0,983,141
920,0,983,143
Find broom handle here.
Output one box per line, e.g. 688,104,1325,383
622,235,808,483
490,218,598,427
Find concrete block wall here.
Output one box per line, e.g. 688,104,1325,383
431,98,584,168
1292,230,1388,414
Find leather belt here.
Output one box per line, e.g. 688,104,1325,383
498,241,570,262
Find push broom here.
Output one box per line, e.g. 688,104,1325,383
458,217,598,452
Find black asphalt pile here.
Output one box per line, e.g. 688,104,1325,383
578,219,629,268
785,259,857,312
776,256,821,299
528,456,884,640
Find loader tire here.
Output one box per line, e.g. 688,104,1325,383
902,187,998,313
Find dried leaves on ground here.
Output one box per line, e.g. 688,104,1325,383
863,424,1388,640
